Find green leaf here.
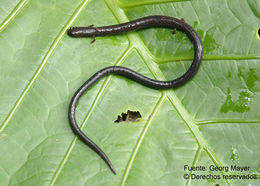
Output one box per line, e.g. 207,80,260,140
0,0,260,185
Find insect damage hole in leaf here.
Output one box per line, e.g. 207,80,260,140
258,28,260,38
114,110,142,123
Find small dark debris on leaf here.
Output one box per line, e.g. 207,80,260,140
114,110,142,123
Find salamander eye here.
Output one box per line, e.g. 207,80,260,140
67,27,75,36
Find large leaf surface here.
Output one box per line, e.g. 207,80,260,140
0,0,260,185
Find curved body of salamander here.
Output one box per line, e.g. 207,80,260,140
68,15,203,174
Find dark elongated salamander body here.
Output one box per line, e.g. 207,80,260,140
68,15,203,174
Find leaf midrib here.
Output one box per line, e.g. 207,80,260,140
105,0,233,185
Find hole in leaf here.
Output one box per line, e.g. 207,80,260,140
114,110,142,123
258,28,260,38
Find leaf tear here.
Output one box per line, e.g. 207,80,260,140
114,110,142,123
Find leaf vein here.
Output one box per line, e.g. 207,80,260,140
120,95,165,186
118,0,191,9
0,0,29,32
186,147,202,186
0,0,89,133
49,45,133,185
197,119,260,125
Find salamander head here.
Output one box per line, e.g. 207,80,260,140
68,26,96,37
